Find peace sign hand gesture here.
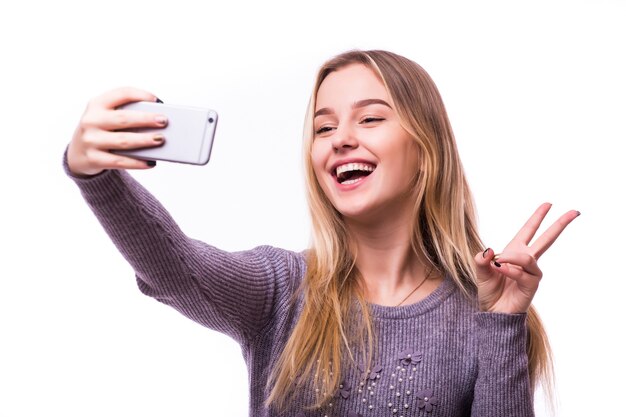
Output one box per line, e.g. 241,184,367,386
475,203,580,314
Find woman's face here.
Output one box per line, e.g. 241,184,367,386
311,64,420,223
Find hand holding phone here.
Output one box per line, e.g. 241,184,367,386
113,101,218,165
67,88,218,177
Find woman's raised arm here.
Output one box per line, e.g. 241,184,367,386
65,88,306,344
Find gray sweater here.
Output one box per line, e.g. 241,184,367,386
67,163,534,417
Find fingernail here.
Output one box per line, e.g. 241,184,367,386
153,134,165,142
494,261,501,268
146,160,157,167
155,116,168,126
576,211,581,217
155,97,164,103
482,248,490,258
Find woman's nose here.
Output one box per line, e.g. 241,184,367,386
330,125,358,152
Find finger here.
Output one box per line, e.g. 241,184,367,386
474,248,497,283
87,148,158,171
84,130,166,151
490,262,540,297
530,210,580,259
84,109,168,131
510,202,553,245
90,86,158,109
493,251,542,276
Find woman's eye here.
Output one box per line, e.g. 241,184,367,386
360,117,385,124
315,126,334,135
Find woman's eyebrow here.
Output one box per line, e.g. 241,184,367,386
314,98,392,118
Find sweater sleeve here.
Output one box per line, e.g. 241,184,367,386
471,312,535,417
65,158,306,345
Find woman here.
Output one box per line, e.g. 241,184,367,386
66,50,579,416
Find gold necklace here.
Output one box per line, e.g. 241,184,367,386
395,265,434,307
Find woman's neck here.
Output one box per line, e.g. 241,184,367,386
345,210,442,306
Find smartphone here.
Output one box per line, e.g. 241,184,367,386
112,101,218,165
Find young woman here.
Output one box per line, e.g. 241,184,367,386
66,50,579,416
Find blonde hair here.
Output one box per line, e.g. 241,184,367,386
266,50,553,410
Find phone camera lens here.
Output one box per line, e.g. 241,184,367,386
208,117,214,123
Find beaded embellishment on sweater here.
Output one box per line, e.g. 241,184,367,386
297,348,438,416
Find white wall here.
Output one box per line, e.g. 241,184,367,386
1,1,624,415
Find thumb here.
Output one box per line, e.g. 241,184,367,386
474,248,498,283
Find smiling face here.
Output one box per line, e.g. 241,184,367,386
311,64,421,223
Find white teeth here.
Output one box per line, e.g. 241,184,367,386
342,178,363,185
335,162,375,176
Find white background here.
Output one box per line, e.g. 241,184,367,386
1,1,624,416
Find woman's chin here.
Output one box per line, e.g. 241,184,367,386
335,202,389,225
331,193,414,228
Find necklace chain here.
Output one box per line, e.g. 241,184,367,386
395,265,434,307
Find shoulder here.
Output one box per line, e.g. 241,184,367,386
249,245,308,277
240,245,309,295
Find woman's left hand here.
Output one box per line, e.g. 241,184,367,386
475,203,580,313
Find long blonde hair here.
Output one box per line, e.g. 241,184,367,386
267,50,553,410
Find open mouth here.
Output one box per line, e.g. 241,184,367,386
334,162,376,185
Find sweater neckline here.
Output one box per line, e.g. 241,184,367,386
366,275,456,319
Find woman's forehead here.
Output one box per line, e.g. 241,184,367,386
315,64,389,111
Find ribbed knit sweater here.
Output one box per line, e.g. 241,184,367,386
66,162,535,417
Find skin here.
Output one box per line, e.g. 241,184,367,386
67,87,166,177
68,72,579,313
476,203,580,313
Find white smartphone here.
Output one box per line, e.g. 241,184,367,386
112,101,218,165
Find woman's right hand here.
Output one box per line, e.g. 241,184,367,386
67,87,168,176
